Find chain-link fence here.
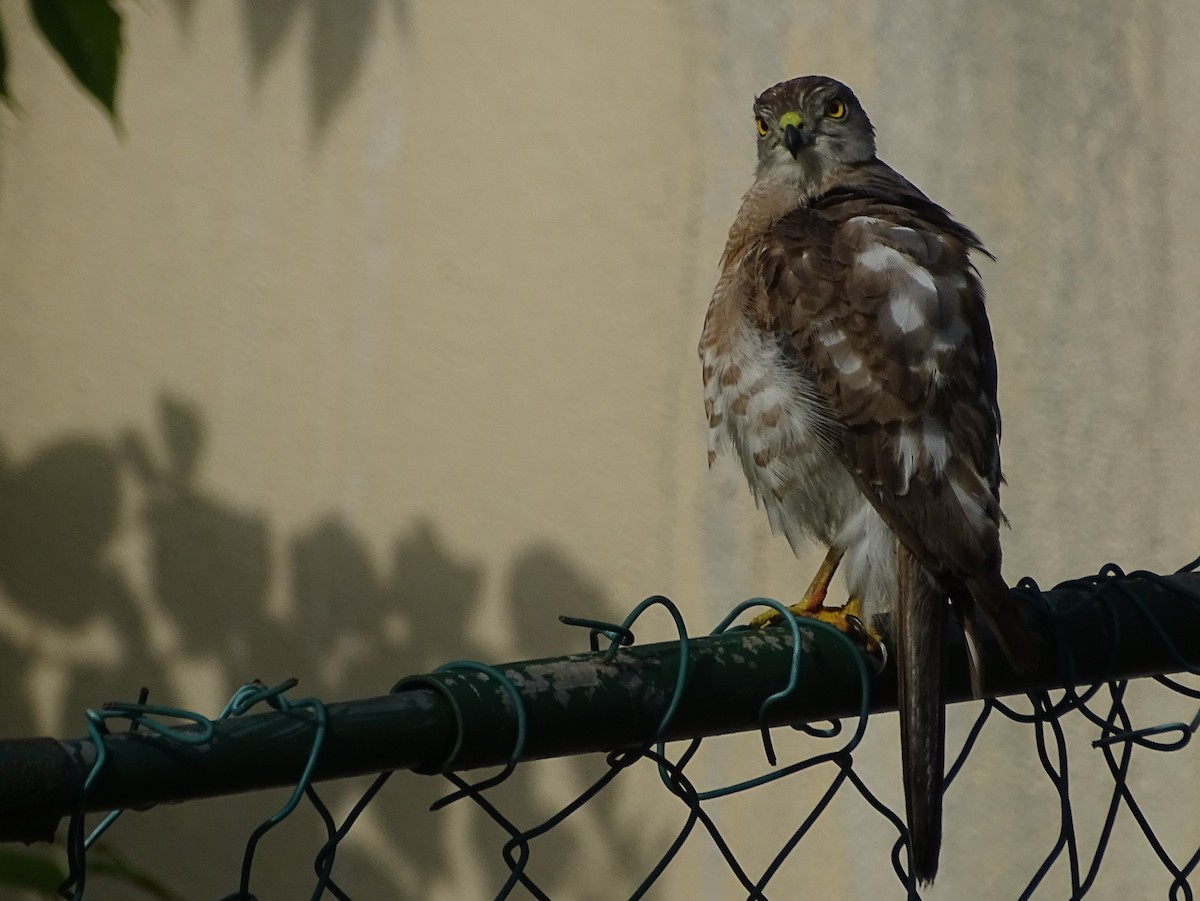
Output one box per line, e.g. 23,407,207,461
2,558,1199,900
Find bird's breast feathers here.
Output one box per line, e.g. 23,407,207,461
700,311,860,551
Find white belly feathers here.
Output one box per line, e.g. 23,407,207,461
703,322,854,548
702,321,898,619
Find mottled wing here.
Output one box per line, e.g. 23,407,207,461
753,190,1036,674
757,194,1001,581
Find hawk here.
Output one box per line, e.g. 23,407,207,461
699,75,1038,884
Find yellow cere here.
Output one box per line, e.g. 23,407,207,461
779,111,802,129
755,117,768,136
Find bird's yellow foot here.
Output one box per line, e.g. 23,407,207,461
750,595,884,656
747,546,842,630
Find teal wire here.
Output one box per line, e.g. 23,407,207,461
428,660,529,808
602,595,690,742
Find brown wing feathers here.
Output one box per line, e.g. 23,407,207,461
758,188,1036,675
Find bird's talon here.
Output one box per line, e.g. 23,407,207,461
873,639,889,673
846,613,866,640
752,594,884,660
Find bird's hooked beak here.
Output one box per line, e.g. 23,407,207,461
780,111,812,158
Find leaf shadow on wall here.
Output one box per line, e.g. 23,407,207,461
0,435,145,738
239,0,409,144
163,0,411,143
0,395,669,899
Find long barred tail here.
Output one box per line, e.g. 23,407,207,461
896,545,947,885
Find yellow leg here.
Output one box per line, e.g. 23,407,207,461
749,547,843,629
795,546,843,613
749,548,882,654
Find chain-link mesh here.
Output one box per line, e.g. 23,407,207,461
34,555,1200,899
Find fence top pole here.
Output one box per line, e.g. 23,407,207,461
1,570,1197,844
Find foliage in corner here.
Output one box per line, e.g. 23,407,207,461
0,843,183,900
0,848,66,896
0,0,123,122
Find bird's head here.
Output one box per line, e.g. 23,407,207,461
753,76,876,191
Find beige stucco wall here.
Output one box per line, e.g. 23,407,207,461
3,1,1199,898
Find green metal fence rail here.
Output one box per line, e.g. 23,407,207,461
2,570,1199,850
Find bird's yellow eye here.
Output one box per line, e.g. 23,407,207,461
826,98,847,119
755,117,768,137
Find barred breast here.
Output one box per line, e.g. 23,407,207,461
700,312,857,552
699,247,900,623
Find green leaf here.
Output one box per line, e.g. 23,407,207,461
0,848,66,894
89,845,186,901
29,0,122,119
